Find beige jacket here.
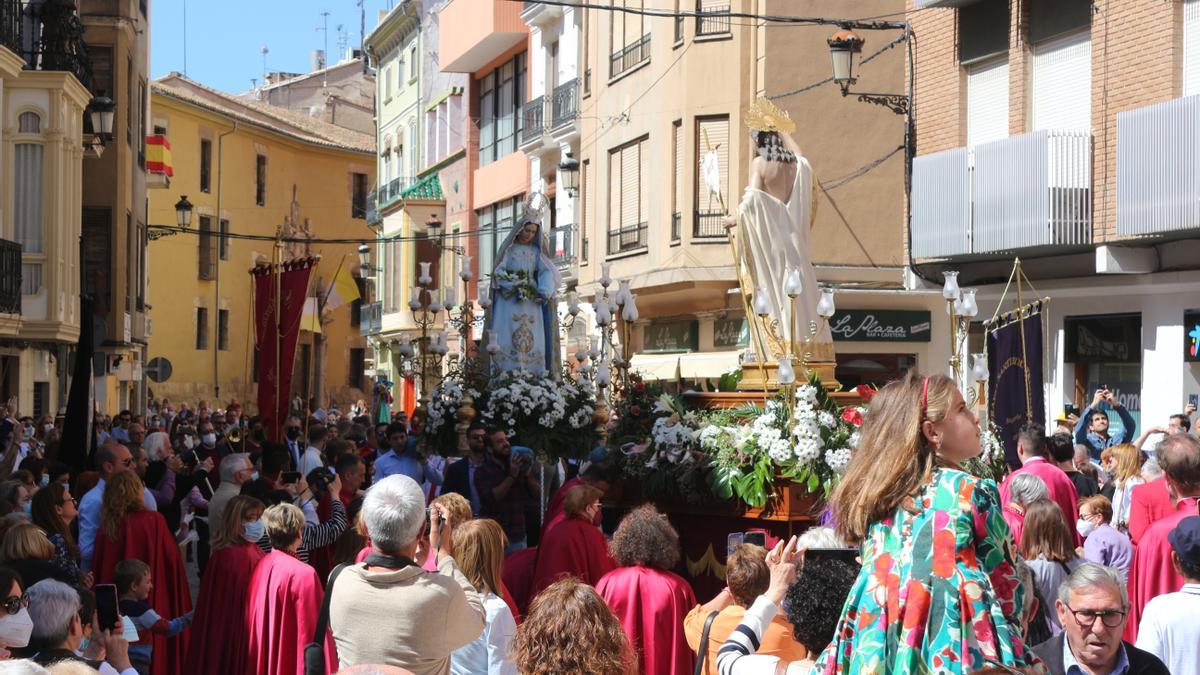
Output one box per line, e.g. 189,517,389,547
330,554,485,675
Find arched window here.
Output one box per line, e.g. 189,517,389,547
18,112,41,134
15,112,44,294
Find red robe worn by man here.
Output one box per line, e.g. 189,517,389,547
92,480,192,675
530,485,615,600
1000,443,1080,544
246,549,336,675
596,505,697,675
540,465,611,539
1128,476,1174,545
186,540,264,675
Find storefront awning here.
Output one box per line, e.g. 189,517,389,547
678,351,741,379
629,354,680,381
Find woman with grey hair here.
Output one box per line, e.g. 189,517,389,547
23,579,133,672
1003,473,1048,545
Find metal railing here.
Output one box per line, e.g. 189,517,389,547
366,189,380,224
696,3,731,37
1117,94,1200,236
520,96,545,145
1,0,18,55
0,239,22,315
671,212,682,242
607,222,648,255
359,301,381,336
675,14,685,43
3,0,92,85
376,177,415,208
551,223,578,268
581,232,589,264
550,78,578,129
610,34,651,80
911,129,1092,258
583,67,591,95
693,210,727,239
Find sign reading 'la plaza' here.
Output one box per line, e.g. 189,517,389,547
828,309,932,342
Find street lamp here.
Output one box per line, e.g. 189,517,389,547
174,195,194,228
827,28,864,94
357,243,372,273
558,153,580,197
425,213,443,233
88,94,115,142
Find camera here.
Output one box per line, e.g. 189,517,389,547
426,507,445,528
306,467,334,496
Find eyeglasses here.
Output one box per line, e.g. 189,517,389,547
2,594,29,615
1066,604,1126,628
119,458,134,467
60,497,78,507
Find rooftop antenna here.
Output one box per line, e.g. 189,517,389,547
357,0,367,73
336,24,348,59
260,44,269,85
182,0,188,75
317,11,331,86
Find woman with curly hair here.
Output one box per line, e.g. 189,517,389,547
596,504,696,675
92,471,191,675
812,371,1038,673
29,483,86,586
512,577,632,675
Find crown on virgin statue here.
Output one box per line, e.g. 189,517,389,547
744,97,796,135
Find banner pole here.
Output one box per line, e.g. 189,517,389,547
274,238,284,443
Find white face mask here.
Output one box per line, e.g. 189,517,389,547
183,435,195,450
1077,518,1098,538
201,433,217,447
43,423,54,434
0,607,34,648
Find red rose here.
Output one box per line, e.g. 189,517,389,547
842,408,863,426
630,404,641,417
634,381,645,392
854,384,877,403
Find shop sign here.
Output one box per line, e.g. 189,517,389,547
829,309,931,342
1065,313,1141,363
1186,310,1200,362
643,320,699,353
713,318,750,347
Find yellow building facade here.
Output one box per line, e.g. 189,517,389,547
146,75,376,410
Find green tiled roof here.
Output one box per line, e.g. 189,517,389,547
400,173,443,200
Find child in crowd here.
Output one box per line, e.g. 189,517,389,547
115,558,194,675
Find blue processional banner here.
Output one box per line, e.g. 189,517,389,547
987,300,1046,470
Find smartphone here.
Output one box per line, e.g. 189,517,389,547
281,471,301,484
805,547,860,566
1190,394,1198,408
743,531,767,548
726,532,744,559
95,583,120,632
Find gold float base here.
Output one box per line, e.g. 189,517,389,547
738,342,840,392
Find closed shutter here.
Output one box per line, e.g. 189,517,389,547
621,143,639,228
1030,31,1092,131
1186,0,1200,97
966,59,1009,147
696,116,729,212
637,138,649,226
672,121,683,216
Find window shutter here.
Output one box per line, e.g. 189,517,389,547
1030,31,1091,132
696,117,729,212
583,159,593,235
608,149,621,234
1187,0,1200,97
966,59,1009,147
14,144,43,254
621,143,639,227
673,121,683,215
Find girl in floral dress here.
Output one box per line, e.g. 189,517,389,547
813,371,1043,674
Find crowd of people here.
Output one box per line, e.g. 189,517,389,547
0,377,1191,674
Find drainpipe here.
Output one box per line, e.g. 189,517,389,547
213,121,238,402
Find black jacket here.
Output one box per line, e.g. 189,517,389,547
442,456,474,509
1032,632,1170,675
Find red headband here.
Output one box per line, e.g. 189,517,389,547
921,376,930,419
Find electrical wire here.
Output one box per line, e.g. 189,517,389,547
518,0,907,30
819,145,904,191
768,30,908,101
146,224,482,246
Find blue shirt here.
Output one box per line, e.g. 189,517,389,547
79,478,158,572
1064,632,1130,675
374,448,444,487
1074,404,1137,459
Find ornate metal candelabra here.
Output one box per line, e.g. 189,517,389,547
941,271,990,407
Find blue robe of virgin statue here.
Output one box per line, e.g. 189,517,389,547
484,220,561,375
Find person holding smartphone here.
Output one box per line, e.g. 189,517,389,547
1074,387,1137,461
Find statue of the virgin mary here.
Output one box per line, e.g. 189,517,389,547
482,194,562,376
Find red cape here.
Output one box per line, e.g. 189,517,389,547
185,543,264,675
93,510,192,675
530,516,616,601
540,477,583,539
1124,497,1199,642
1127,477,1174,545
1000,459,1081,544
503,547,539,616
596,565,698,675
245,550,337,675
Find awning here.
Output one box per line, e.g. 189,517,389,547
678,351,741,379
629,354,680,381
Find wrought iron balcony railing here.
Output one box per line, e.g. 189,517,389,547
607,222,648,255
1,0,92,86
550,78,578,129
696,3,732,37
520,96,545,145
610,34,650,80
671,212,682,243
693,210,727,239
551,223,578,268
0,239,22,315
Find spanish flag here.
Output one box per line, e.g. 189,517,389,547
323,258,360,310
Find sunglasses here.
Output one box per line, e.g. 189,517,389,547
2,594,29,615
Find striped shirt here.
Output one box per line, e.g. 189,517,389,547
716,597,806,675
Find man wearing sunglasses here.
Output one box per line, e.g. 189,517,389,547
1032,563,1169,675
78,443,158,573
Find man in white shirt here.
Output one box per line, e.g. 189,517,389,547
207,453,254,546
1136,515,1200,675
300,423,328,475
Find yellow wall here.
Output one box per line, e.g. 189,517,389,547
147,93,376,410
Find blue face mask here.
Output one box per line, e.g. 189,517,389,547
242,520,265,543
22,501,31,516
250,471,260,482
38,474,49,488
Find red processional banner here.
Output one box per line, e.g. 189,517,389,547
251,257,317,440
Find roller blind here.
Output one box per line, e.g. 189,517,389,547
621,141,640,228
673,121,683,215
1030,31,1092,131
966,59,1009,147
696,116,729,212
1186,0,1200,97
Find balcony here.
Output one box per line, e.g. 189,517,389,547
1,0,91,85
693,210,726,240
610,34,650,80
145,134,173,189
0,239,21,315
671,212,682,243
359,301,381,336
550,78,578,131
695,3,731,38
911,129,1092,258
376,177,415,211
366,189,380,225
519,95,544,147
551,223,578,270
1117,95,1200,237
439,0,528,73
521,0,563,26
607,222,648,256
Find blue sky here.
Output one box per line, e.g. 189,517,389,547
151,0,397,93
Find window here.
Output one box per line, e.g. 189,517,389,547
607,136,649,254
198,216,215,280
966,58,1009,147
478,53,525,166
127,56,134,145
82,208,113,315
219,218,229,260
217,309,229,351
409,119,418,175
138,80,147,168
352,173,368,219
14,114,43,295
695,116,728,238
581,159,591,264
1028,0,1091,44
610,0,649,78
409,46,418,80
674,0,685,43
696,0,731,38
397,59,405,91
200,139,212,192
959,0,1009,65
255,155,267,205
125,213,134,311
476,198,522,276
32,382,48,418
351,277,365,327
349,348,366,389
1187,0,1200,96
672,119,683,242
196,307,209,350
381,148,391,185
1030,31,1091,132
385,67,393,99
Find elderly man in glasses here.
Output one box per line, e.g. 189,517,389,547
1032,562,1169,675
77,442,158,573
